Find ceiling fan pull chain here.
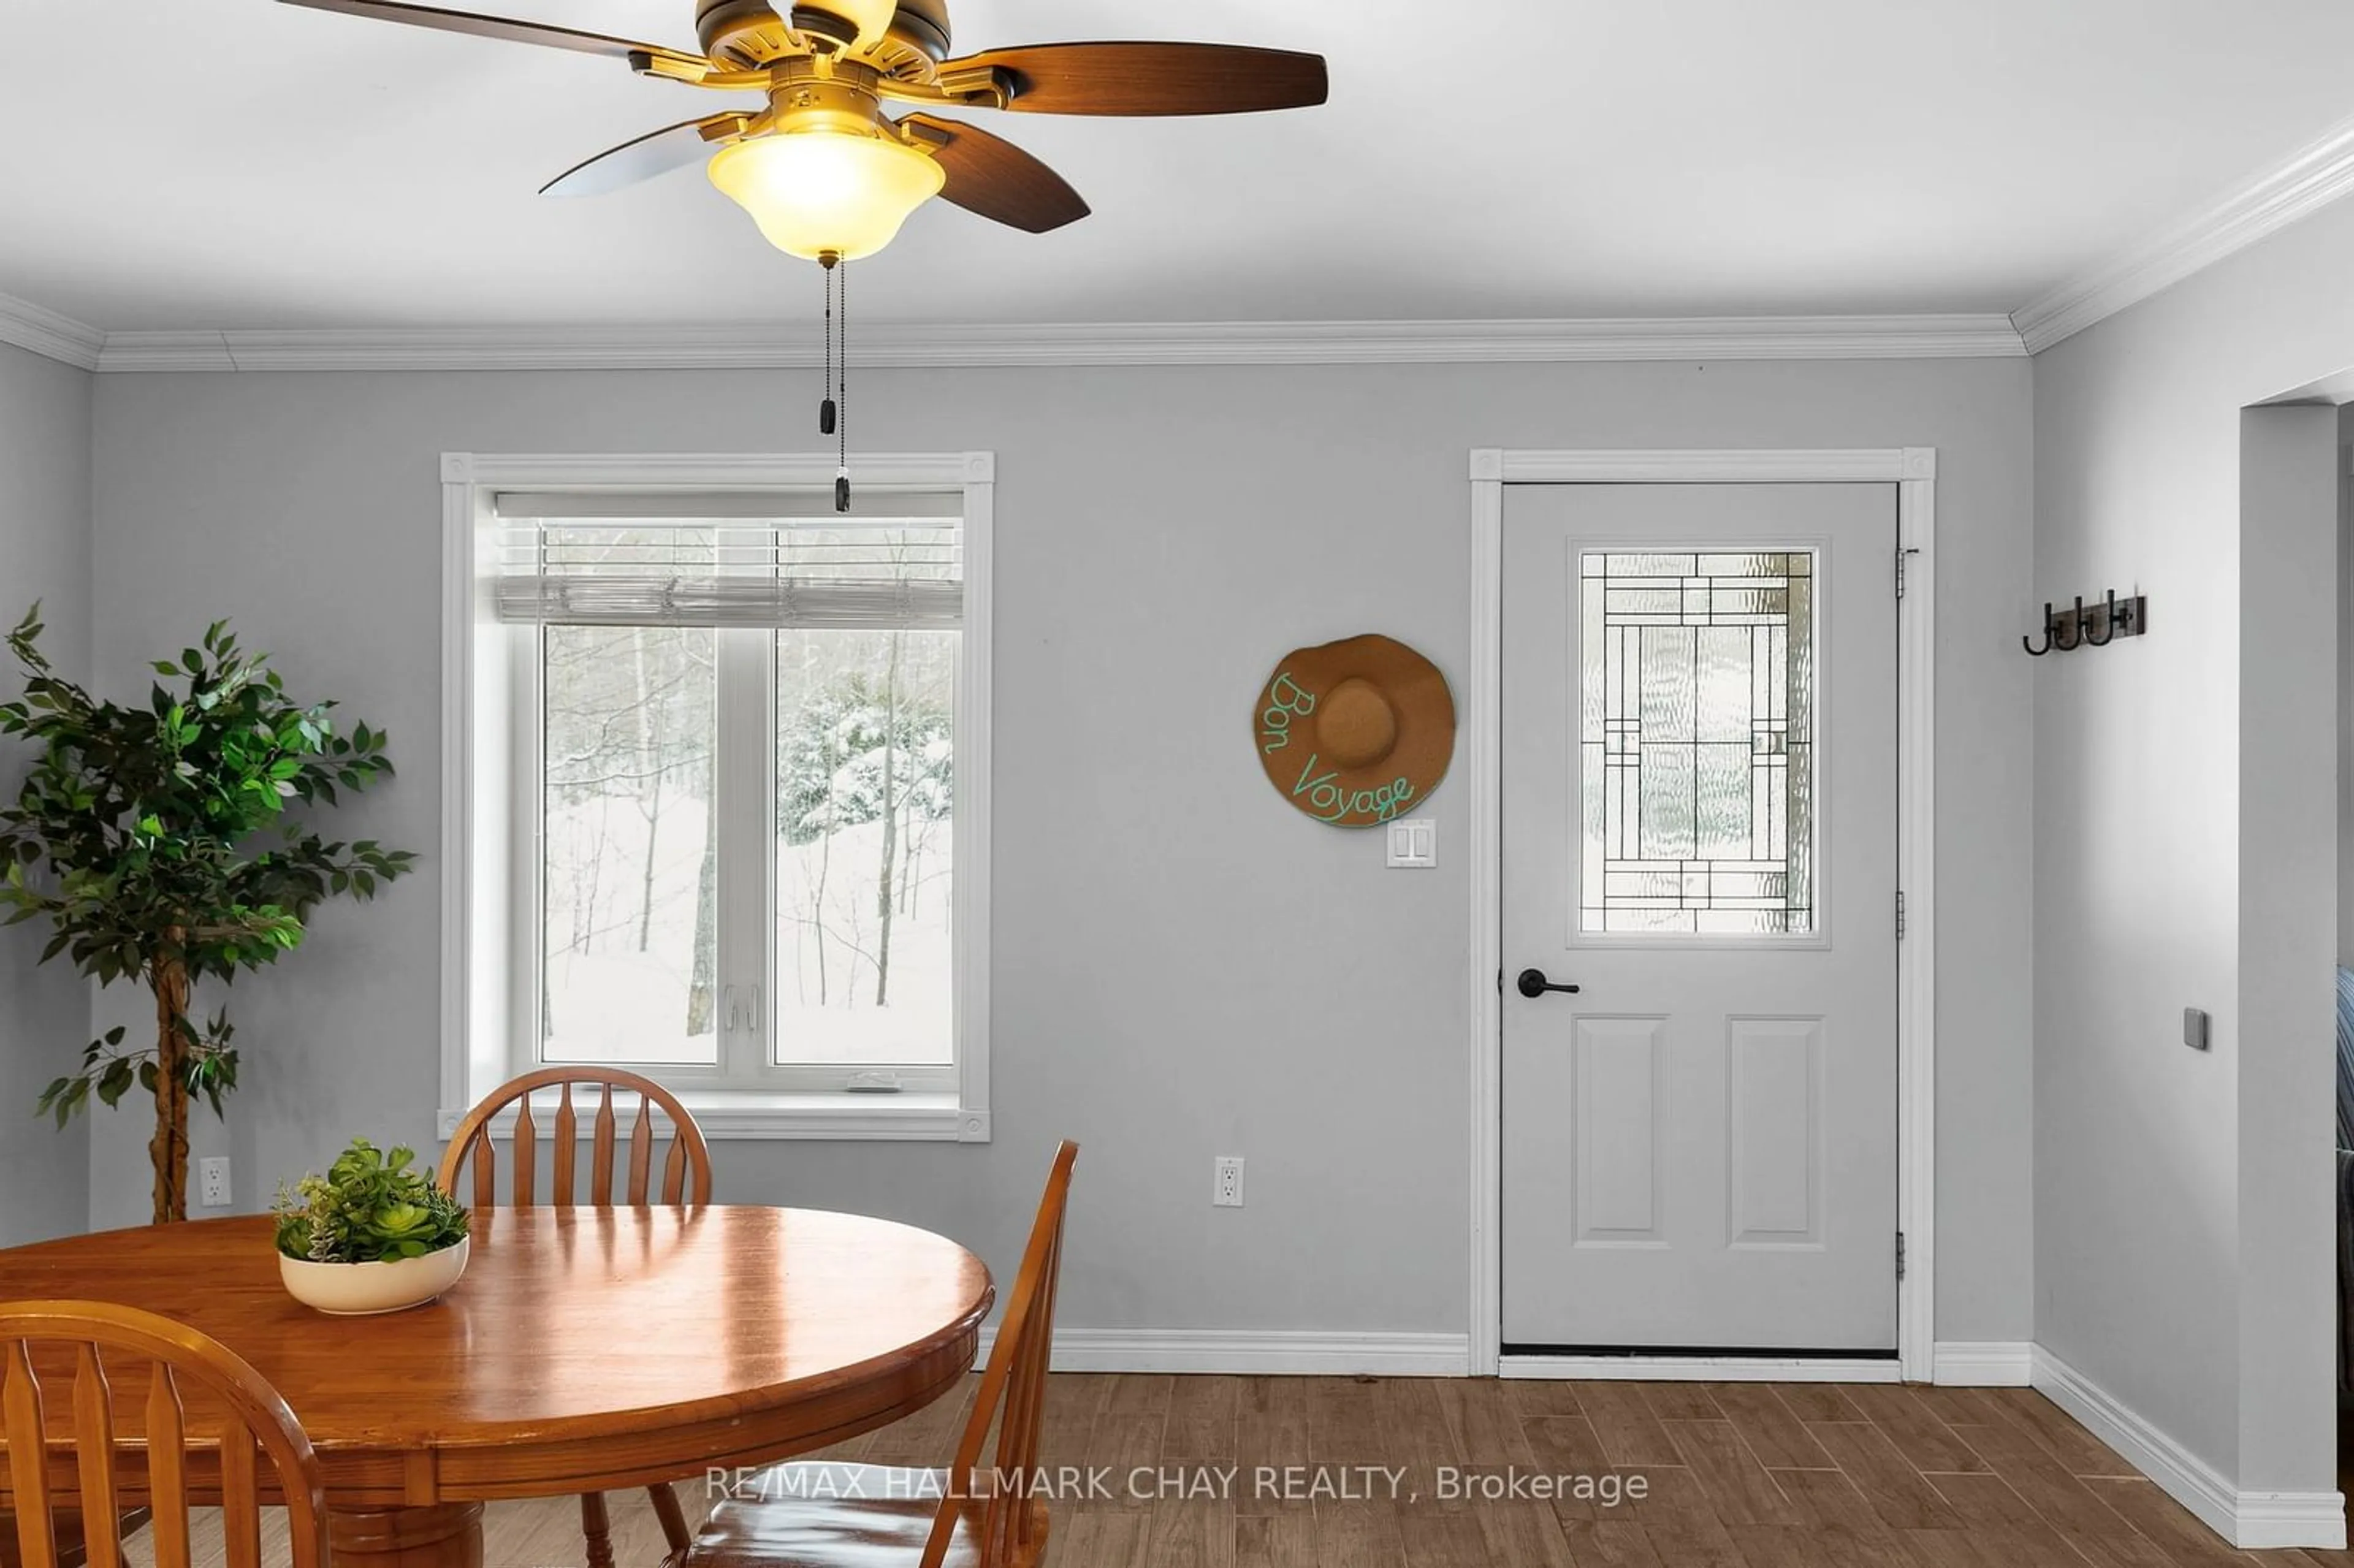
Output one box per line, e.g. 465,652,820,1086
819,256,838,438
835,259,851,514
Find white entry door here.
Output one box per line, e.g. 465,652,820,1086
1499,482,1899,1353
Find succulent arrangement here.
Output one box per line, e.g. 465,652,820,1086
273,1138,469,1264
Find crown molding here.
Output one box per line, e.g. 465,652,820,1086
75,313,2024,372
0,291,103,371
0,295,2028,373
2013,110,2354,355
26,102,2354,371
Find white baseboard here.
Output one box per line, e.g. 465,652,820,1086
2236,1492,2354,1551
1501,1355,1901,1383
972,1328,1472,1377
1931,1341,2033,1385
2031,1345,2346,1550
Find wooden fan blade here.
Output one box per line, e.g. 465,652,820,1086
939,42,1328,116
901,115,1089,234
275,0,709,73
541,116,740,197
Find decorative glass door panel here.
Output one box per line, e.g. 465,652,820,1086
1580,550,1816,936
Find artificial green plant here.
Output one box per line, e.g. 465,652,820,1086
0,605,416,1222
273,1138,468,1263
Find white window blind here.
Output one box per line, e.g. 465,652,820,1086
492,491,963,631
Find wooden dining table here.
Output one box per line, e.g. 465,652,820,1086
0,1206,992,1568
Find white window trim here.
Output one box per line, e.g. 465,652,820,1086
438,452,994,1142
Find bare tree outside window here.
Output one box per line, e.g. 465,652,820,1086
775,627,954,1066
541,617,718,1065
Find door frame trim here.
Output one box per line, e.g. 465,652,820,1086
1466,447,1938,1381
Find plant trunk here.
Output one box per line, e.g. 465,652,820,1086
635,627,660,953
638,761,662,953
874,635,901,1007
809,729,836,1007
150,943,192,1224
685,788,718,1035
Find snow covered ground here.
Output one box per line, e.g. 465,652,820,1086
541,793,951,1069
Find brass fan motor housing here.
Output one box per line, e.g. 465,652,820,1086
764,60,891,136
695,0,953,69
272,0,1325,230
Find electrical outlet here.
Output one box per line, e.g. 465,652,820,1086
1213,1156,1245,1208
199,1156,231,1208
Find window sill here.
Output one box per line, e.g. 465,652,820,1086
435,1090,988,1144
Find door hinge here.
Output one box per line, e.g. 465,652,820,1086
1897,1231,1907,1281
1896,889,1906,940
1896,546,1921,600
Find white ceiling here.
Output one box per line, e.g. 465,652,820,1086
8,0,2354,331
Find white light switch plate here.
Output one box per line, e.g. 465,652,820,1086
1386,818,1436,868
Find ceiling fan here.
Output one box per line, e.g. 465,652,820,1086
275,0,1331,261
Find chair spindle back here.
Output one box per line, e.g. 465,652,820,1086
920,1140,1078,1568
0,1300,329,1568
438,1066,714,1208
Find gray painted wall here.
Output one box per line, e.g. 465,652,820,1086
2033,196,2354,1493
2236,406,2337,1490
0,340,91,1246
86,357,2034,1342
2342,403,2353,973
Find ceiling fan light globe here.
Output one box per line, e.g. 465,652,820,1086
707,129,945,262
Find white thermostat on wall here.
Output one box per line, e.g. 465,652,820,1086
1386,818,1436,869
2183,1008,2210,1052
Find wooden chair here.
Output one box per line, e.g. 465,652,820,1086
440,1067,717,1567
438,1064,715,1210
0,1300,330,1568
684,1141,1079,1568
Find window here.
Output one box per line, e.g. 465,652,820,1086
443,455,992,1140
1579,549,1816,935
538,613,718,1066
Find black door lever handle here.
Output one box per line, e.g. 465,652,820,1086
1516,968,1581,999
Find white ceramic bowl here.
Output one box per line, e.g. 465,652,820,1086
278,1235,470,1315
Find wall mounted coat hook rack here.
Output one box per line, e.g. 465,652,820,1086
2023,590,2146,657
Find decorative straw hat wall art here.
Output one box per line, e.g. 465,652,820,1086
1255,634,1456,827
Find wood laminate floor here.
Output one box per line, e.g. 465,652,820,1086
123,1376,2353,1567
